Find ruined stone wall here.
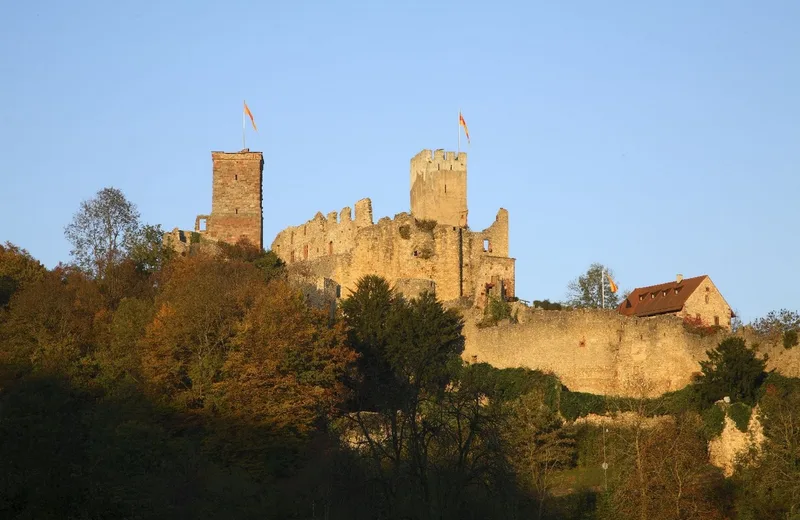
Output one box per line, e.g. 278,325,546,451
410,150,468,227
271,199,373,264
205,150,264,248
274,207,514,303
462,307,800,397
681,276,733,330
462,308,719,396
463,209,514,300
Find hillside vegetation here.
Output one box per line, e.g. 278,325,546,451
1,189,798,519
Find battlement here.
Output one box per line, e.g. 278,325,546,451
211,150,264,162
410,149,467,175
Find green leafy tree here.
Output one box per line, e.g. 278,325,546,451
566,262,620,309
0,242,46,308
64,187,142,278
695,337,768,406
505,391,574,519
128,223,174,275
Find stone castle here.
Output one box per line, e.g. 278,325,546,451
166,147,800,397
270,149,515,305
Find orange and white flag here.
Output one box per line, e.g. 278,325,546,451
244,101,257,132
459,111,470,144
607,273,618,293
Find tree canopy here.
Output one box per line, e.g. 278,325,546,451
565,262,620,309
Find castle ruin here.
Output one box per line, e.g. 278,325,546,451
270,149,515,304
163,145,800,398
165,149,264,253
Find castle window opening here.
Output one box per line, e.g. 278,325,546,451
290,251,295,263
444,184,447,193
198,217,207,231
714,316,720,326
328,241,333,255
705,294,709,303
235,208,238,214
303,245,308,260
483,239,490,252
235,174,238,181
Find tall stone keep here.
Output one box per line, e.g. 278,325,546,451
202,149,264,248
410,149,468,227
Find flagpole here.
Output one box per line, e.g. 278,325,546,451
242,100,246,149
457,109,461,155
602,269,606,309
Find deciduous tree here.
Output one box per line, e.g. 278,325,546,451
566,263,620,309
64,187,141,278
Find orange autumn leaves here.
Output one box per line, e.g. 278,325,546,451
141,254,356,433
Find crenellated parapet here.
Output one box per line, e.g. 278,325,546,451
410,149,468,228
270,198,374,264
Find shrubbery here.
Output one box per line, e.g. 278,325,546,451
702,404,726,439
728,402,752,432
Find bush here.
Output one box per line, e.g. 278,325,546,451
398,225,411,240
533,299,563,311
414,219,437,232
696,337,768,406
702,404,726,439
682,315,723,337
477,296,517,328
190,232,201,244
654,385,703,415
560,391,607,421
728,402,752,433
783,329,798,349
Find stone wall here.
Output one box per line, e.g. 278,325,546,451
271,206,514,303
462,306,800,397
681,276,734,330
204,150,264,248
410,149,468,227
271,198,374,264
463,308,717,396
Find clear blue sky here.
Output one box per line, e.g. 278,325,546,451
1,0,798,323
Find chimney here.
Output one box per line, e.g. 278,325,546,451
676,274,683,284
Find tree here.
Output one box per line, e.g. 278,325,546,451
0,242,46,308
339,276,474,517
751,309,800,349
505,391,574,519
64,187,141,278
695,337,768,406
566,262,620,309
733,376,800,519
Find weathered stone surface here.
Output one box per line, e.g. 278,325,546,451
270,149,515,305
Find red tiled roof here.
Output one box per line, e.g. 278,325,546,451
618,275,707,318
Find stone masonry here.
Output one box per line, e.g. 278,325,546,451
165,149,264,253
270,149,515,304
410,149,468,227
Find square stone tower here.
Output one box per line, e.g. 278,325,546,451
410,149,468,227
203,149,264,248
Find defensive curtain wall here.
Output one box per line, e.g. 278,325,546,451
270,149,515,304
270,201,514,303
460,306,800,397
